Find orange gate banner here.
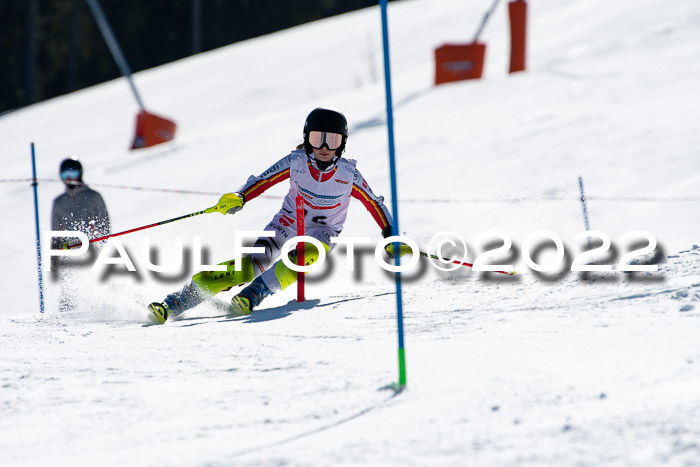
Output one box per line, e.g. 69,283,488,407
434,42,487,85
131,109,177,150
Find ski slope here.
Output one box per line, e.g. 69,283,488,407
1,0,700,465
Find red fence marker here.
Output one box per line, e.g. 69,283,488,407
508,0,527,73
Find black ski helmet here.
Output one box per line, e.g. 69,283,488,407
59,156,83,181
303,107,348,156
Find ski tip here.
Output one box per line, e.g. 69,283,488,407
147,302,168,324
230,296,252,316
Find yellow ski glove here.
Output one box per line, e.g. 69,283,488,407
381,226,411,258
384,242,412,259
207,192,246,215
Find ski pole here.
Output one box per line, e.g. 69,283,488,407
63,202,225,249
419,251,515,275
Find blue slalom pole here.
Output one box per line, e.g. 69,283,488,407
30,143,45,313
379,0,406,389
578,176,592,250
578,176,591,231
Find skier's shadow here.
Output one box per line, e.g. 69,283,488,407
176,289,397,327
175,299,321,327
234,291,394,322
238,299,321,323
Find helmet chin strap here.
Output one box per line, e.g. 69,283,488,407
303,136,344,172
309,154,339,172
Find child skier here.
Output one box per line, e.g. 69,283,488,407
148,108,404,323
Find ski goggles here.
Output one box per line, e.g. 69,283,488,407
60,168,81,180
308,131,343,150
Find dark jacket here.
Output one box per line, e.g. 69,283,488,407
51,184,110,248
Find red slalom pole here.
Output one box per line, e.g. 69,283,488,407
296,194,305,302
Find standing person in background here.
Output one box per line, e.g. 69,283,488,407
51,156,111,310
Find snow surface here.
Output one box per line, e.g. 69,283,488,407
2,0,700,465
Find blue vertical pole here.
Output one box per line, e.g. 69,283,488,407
578,176,590,231
578,176,592,250
30,142,45,313
379,0,406,389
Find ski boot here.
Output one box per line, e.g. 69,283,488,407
148,302,169,324
231,276,272,315
147,281,208,324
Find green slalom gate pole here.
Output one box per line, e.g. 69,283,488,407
380,0,406,389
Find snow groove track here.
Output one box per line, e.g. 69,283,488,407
224,390,401,461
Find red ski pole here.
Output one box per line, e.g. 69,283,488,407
63,202,227,249
419,251,515,275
